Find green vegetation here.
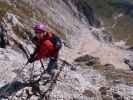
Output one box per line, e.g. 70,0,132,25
81,0,133,45
12,25,27,39
13,0,33,17
0,1,10,12
93,64,106,70
0,1,11,20
109,15,133,43
83,0,116,17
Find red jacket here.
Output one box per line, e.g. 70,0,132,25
32,32,59,61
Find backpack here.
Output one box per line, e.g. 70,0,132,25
50,33,62,49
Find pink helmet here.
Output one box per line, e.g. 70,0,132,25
33,23,47,32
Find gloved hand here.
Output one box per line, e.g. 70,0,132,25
28,57,35,63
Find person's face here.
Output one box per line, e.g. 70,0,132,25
35,30,46,39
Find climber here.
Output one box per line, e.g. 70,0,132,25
28,23,62,77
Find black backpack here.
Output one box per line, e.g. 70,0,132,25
50,33,62,49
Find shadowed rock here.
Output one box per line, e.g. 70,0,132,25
82,89,96,97
74,54,99,66
124,59,133,71
0,80,27,99
71,0,101,27
0,23,8,48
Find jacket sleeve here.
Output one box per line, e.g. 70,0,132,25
32,40,53,61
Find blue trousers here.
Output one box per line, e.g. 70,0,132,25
46,58,58,75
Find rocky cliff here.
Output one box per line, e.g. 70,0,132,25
0,0,133,100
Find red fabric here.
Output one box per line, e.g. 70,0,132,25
33,32,58,61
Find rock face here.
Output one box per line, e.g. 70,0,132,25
0,0,133,100
73,0,101,27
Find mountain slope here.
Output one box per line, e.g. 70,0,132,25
0,0,133,100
